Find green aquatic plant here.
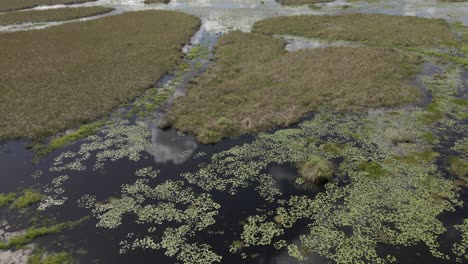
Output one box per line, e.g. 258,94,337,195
93,179,221,264
448,156,468,177
34,120,106,159
453,219,468,263
0,218,87,250
50,120,151,172
241,215,283,246
10,189,43,209
27,250,72,264
0,192,16,207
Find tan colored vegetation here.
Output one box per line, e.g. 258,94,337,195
276,0,332,5
253,14,455,48
144,0,170,4
0,6,113,26
0,10,200,140
0,0,96,12
168,31,421,143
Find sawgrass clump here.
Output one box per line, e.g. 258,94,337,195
298,156,334,183
0,10,200,140
253,14,456,48
0,6,114,26
0,0,96,12
168,31,421,143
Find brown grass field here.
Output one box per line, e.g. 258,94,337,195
0,6,113,26
0,10,200,140
253,14,455,48
167,31,422,143
276,0,332,5
0,0,97,12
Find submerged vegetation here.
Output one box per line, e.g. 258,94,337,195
0,0,97,12
0,7,114,26
168,31,421,143
0,10,200,140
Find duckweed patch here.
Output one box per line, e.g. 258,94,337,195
168,31,421,143
0,10,200,140
93,180,222,263
0,7,114,26
453,219,468,263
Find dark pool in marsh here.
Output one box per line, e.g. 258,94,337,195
1,0,468,264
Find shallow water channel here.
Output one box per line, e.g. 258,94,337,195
1,0,468,263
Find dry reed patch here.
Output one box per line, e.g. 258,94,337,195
276,0,332,5
0,0,96,12
0,10,200,140
0,6,113,26
144,0,170,4
168,31,421,143
253,14,455,48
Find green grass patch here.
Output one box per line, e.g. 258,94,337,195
253,14,455,48
168,31,422,143
0,0,97,12
0,218,87,250
0,192,16,207
0,7,114,26
33,119,106,159
28,251,72,264
10,189,43,209
0,10,200,140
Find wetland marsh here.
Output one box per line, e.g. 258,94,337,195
0,0,467,264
